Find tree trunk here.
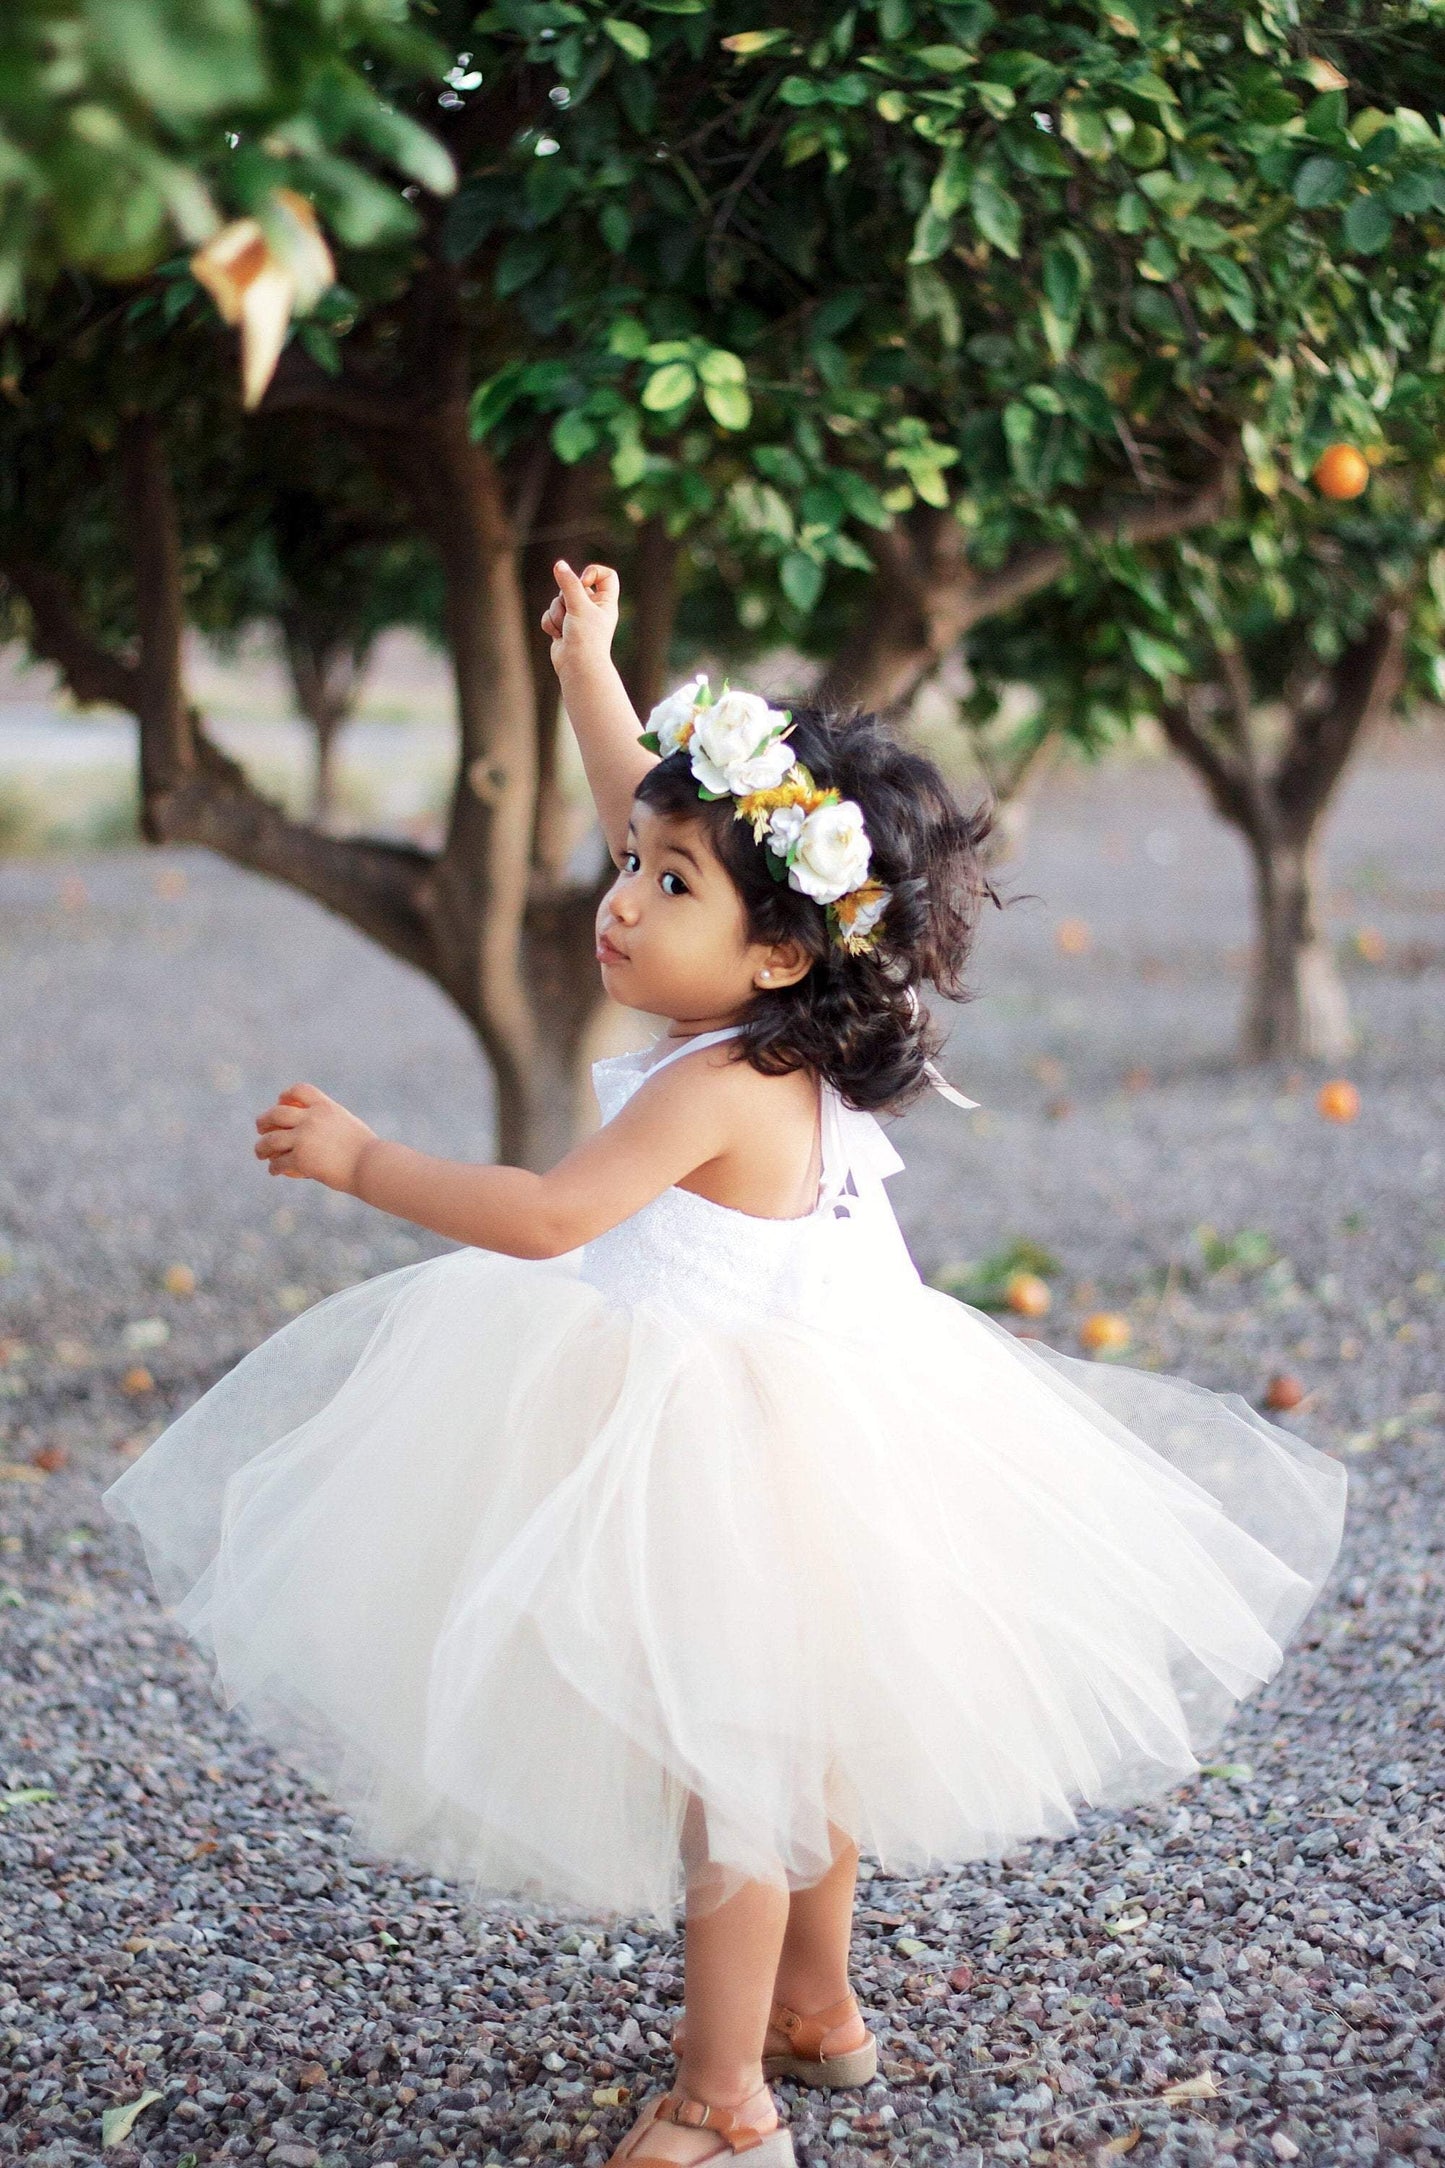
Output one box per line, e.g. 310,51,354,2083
281,618,365,827
120,414,194,815
407,411,545,1163
1159,592,1414,1067
521,457,604,882
622,518,680,718
1243,829,1354,1063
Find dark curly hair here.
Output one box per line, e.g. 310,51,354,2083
632,705,1000,1114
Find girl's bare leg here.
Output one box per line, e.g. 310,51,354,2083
771,1827,869,2051
618,1801,789,2165
669,1823,870,2074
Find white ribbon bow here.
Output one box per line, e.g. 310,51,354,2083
903,988,979,1110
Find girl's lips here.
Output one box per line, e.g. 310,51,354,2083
596,935,628,965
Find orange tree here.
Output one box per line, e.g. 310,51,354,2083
961,481,1444,1063
6,1,1445,1148
952,37,1445,1062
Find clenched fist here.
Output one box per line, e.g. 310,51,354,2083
254,1082,377,1192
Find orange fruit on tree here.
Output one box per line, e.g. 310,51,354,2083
1312,443,1369,500
1005,1272,1052,1319
1317,1079,1361,1124
1079,1311,1131,1355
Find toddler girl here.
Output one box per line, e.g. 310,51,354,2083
103,560,1346,2168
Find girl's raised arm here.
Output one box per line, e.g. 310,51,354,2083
543,559,657,858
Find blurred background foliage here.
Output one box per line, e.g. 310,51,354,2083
3,0,1445,1143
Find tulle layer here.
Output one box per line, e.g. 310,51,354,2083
101,1247,1345,1926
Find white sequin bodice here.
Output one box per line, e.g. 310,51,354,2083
575,1029,919,1333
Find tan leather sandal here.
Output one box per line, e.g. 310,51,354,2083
761,1991,879,2086
604,2084,795,2167
671,1991,878,2090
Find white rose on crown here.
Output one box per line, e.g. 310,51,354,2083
689,687,794,796
765,803,808,856
788,799,872,904
648,674,709,756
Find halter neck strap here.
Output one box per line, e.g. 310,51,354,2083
640,1024,745,1080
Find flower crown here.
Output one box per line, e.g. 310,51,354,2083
637,676,890,957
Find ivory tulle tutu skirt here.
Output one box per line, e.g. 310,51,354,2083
102,1225,1347,1926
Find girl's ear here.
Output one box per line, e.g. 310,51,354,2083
754,937,813,991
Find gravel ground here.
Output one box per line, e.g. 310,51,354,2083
2,730,1443,2168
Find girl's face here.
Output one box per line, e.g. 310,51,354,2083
595,798,808,1023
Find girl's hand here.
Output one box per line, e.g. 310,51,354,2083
254,1083,377,1192
542,560,620,679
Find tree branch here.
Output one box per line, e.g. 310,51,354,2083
1272,597,1415,837
149,730,440,978
261,354,422,434
1157,688,1256,835
1205,631,1276,840
959,450,1241,632
0,557,141,712
817,449,1242,716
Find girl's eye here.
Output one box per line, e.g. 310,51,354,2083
620,849,640,873
660,870,689,897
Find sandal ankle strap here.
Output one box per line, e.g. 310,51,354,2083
768,1991,862,2059
653,2086,777,2152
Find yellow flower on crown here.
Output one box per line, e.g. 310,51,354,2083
734,762,835,844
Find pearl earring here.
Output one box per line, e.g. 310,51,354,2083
758,970,772,983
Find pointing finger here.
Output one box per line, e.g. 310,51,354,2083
553,559,588,609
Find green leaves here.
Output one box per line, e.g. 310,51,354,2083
1041,235,1090,362
971,167,1021,257
639,346,752,429
551,410,599,462
908,204,954,265
1124,624,1191,683
1342,193,1393,254
698,347,751,430
0,0,455,305
886,418,959,508
930,147,973,220
602,20,652,61
641,360,697,410
916,44,976,72
780,551,824,611
1293,155,1350,208
1206,255,1255,332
